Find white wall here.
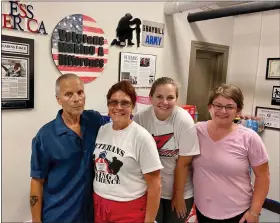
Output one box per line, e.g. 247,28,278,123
2,2,279,222
163,9,234,104
228,10,280,222
1,2,165,222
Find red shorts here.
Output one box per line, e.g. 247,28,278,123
93,192,147,223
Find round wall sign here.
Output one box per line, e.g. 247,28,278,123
51,14,108,83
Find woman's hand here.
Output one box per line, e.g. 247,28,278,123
239,210,259,223
171,193,187,219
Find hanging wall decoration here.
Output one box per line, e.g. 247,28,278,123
119,52,156,87
2,1,47,35
265,58,280,80
142,20,164,48
255,106,280,130
271,86,280,106
111,13,141,48
1,35,34,109
51,14,109,84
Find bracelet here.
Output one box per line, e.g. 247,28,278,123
249,210,260,218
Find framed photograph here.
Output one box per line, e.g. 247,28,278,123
255,106,280,130
271,86,280,106
265,58,280,80
119,52,157,87
1,35,34,109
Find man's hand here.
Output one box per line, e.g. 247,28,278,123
171,193,187,219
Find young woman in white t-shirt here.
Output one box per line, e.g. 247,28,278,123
93,80,163,223
134,77,200,223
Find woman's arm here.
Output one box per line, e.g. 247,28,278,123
240,162,270,223
172,156,192,218
143,170,161,223
250,162,270,216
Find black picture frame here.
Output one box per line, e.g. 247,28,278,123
1,35,34,109
265,58,280,80
271,86,280,106
255,106,280,130
118,52,157,87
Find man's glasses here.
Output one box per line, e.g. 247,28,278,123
108,100,132,108
212,103,236,111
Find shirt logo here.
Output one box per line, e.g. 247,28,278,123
93,148,124,184
152,133,178,157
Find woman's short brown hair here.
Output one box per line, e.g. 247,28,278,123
208,84,244,111
106,80,137,107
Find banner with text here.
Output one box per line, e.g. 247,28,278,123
142,20,164,48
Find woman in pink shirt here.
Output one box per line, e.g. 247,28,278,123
192,84,270,223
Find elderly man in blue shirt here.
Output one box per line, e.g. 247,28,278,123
30,73,105,222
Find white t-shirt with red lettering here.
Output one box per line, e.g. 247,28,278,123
193,121,269,219
93,121,163,202
134,106,200,199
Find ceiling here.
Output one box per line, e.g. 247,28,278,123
200,1,253,11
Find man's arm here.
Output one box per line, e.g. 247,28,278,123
143,170,161,223
30,135,50,223
86,110,110,126
30,178,44,222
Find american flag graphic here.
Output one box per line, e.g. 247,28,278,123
51,14,108,84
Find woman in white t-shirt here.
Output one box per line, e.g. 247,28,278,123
93,80,163,223
134,77,200,223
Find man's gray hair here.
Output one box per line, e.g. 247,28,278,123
55,73,81,96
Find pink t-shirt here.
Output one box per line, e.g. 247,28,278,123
192,121,269,219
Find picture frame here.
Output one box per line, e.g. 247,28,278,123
1,35,34,109
255,106,280,130
118,52,157,88
265,58,280,80
271,86,280,106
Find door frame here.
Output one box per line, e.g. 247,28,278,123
188,40,230,95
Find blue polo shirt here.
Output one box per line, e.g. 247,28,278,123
30,109,105,223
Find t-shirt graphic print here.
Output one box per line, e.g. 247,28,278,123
93,122,163,202
94,144,124,184
153,133,178,157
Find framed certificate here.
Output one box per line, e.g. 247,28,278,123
1,35,34,109
255,106,280,130
266,58,280,80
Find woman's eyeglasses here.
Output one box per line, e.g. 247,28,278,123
108,100,132,108
212,103,236,111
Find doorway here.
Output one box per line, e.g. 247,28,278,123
187,41,229,121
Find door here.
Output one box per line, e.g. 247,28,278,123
187,41,229,122
187,51,217,121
